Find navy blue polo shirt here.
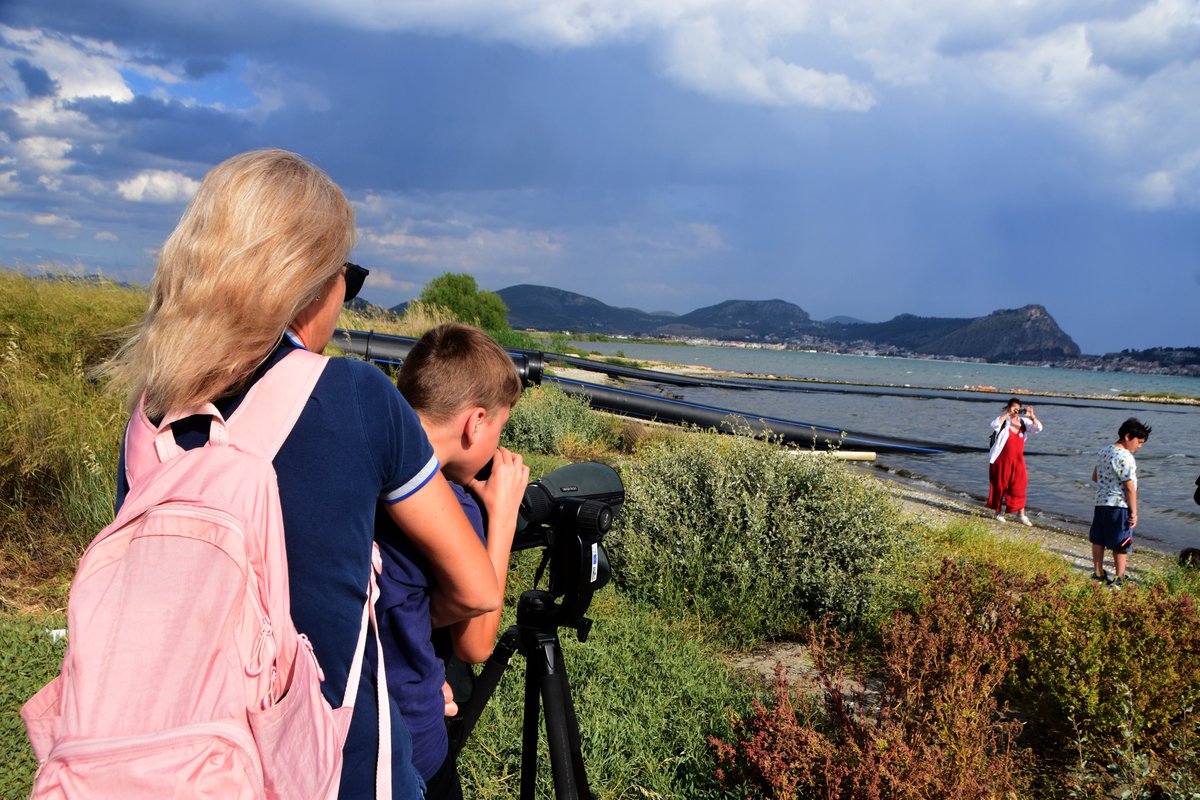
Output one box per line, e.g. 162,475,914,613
115,334,438,800
376,482,486,781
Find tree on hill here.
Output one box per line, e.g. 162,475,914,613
419,273,510,333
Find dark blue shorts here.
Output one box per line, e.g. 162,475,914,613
1089,506,1133,553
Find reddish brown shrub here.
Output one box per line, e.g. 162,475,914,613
712,560,1033,799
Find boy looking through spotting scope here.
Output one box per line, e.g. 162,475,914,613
374,323,528,800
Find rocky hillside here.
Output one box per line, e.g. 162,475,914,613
833,305,1081,361
497,284,1081,361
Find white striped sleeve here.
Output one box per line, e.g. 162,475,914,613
383,454,440,504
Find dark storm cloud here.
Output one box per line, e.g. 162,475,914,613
12,58,59,98
1087,22,1200,79
64,95,254,171
1,0,1197,352
2,0,276,53
258,32,708,200
183,56,228,80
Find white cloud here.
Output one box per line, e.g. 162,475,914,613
13,136,73,174
94,230,118,241
688,223,725,250
661,16,876,110
361,219,561,271
288,0,878,110
116,170,202,203
0,25,134,103
32,213,78,227
0,171,21,194
2,231,31,239
242,60,333,114
1087,0,1200,77
1134,171,1176,209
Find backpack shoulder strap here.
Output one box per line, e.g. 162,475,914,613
123,348,328,480
225,348,328,459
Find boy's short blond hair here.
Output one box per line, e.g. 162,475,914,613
397,323,522,422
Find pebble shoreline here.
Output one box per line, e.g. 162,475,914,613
872,470,1175,578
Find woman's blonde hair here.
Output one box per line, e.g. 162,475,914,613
103,149,355,418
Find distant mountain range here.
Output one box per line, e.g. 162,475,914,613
496,284,1082,363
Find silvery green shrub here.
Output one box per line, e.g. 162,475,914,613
609,428,911,644
501,383,614,455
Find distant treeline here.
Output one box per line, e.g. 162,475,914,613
1115,346,1200,367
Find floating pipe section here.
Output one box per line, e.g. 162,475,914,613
549,376,959,454
332,328,972,454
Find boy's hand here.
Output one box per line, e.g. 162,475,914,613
466,447,529,540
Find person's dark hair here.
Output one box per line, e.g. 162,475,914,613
1005,397,1021,409
1117,417,1152,441
1179,547,1200,569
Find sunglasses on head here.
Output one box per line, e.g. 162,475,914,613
343,262,369,303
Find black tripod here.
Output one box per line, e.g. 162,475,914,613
448,588,596,800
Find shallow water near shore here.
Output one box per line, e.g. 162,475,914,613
571,342,1200,554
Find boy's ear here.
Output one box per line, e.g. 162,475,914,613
461,406,488,447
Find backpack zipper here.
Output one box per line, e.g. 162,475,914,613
46,721,265,788
141,504,278,690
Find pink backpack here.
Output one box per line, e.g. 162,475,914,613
22,348,391,799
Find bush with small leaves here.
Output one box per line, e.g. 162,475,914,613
1010,580,1200,792
608,428,912,644
500,383,615,457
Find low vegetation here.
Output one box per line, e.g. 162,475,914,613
3,269,1199,798
713,561,1033,799
611,430,911,645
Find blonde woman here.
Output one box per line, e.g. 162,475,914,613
104,149,498,799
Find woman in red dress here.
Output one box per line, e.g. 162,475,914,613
987,397,1043,525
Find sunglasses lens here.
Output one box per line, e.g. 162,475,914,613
343,263,368,303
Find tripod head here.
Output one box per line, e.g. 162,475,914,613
512,462,623,636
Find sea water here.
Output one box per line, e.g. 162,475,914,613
570,341,1200,554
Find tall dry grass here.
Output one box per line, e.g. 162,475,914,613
0,271,146,609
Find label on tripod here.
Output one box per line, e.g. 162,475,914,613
590,543,599,583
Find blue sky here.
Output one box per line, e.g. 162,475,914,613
1,0,1197,354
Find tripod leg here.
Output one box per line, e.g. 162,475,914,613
448,626,519,758
550,644,591,797
520,650,542,800
531,632,592,800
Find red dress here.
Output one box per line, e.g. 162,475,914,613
988,423,1027,514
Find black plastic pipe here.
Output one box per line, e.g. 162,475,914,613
333,328,544,387
548,376,962,454
332,328,970,454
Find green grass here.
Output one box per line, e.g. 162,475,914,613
602,355,648,368
1,610,66,797
918,517,1073,581
1117,391,1198,402
456,562,752,798
0,271,147,609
